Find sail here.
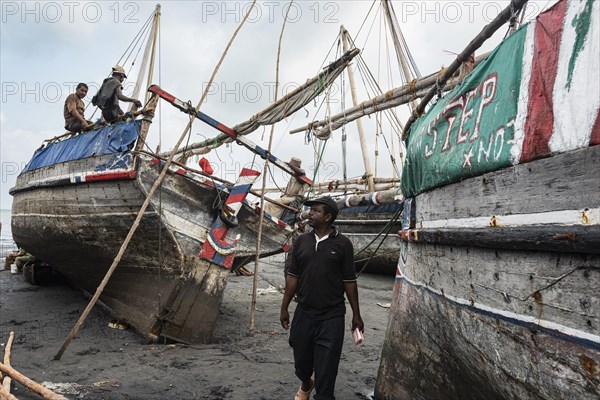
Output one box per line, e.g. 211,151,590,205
171,48,360,157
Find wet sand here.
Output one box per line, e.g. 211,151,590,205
0,256,394,399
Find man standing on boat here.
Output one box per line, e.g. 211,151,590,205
64,83,92,133
280,196,364,400
93,65,142,124
265,157,309,221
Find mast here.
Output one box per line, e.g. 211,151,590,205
133,4,161,152
129,4,161,111
341,25,375,192
381,0,419,112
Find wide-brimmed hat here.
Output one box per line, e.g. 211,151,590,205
289,157,302,168
112,65,127,78
304,196,339,219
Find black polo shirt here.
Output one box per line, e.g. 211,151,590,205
287,226,356,320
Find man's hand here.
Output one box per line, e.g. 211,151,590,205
351,314,364,333
280,308,290,330
133,100,143,108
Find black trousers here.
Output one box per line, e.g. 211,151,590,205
289,307,345,400
65,119,91,133
102,105,124,124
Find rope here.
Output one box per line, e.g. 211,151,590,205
356,203,403,278
54,0,259,361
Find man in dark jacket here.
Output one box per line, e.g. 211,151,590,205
280,196,364,400
94,65,142,123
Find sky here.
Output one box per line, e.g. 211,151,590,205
0,0,551,209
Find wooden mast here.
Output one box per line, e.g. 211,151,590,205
381,0,418,112
134,4,161,153
129,4,161,111
341,25,375,192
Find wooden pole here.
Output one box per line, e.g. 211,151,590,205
128,4,160,111
2,332,14,393
341,25,375,192
54,0,259,361
249,0,293,334
143,5,161,105
0,363,67,400
381,0,419,112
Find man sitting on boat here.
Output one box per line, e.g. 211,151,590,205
64,83,93,133
264,157,309,221
92,65,142,124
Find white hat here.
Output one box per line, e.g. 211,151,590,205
112,65,127,78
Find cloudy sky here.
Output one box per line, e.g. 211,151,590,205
0,0,550,209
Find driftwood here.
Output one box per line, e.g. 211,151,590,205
0,363,67,400
0,384,18,400
2,332,14,393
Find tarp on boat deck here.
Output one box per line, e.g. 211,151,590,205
22,120,141,173
401,0,600,198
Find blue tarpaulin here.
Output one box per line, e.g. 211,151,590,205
22,120,141,173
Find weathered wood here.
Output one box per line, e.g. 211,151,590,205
341,25,375,192
0,363,68,400
376,244,600,400
2,332,14,393
416,146,600,220
401,225,600,254
0,384,18,400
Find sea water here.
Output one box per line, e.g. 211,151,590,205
0,209,17,257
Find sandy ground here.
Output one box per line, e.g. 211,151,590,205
0,256,394,400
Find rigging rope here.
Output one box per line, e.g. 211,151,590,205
356,204,403,278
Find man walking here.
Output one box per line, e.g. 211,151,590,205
64,83,92,133
280,196,364,400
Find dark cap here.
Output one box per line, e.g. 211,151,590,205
304,196,339,219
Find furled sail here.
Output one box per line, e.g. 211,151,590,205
289,54,488,139
167,48,360,158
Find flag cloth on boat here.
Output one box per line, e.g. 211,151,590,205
401,0,599,198
23,121,142,173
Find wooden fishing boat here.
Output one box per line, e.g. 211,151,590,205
9,120,299,344
375,0,600,398
9,6,358,344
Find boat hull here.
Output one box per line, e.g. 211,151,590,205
375,146,600,399
10,153,292,343
335,207,402,275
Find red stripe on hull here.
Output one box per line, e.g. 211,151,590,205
591,111,600,146
521,0,568,162
85,170,136,182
